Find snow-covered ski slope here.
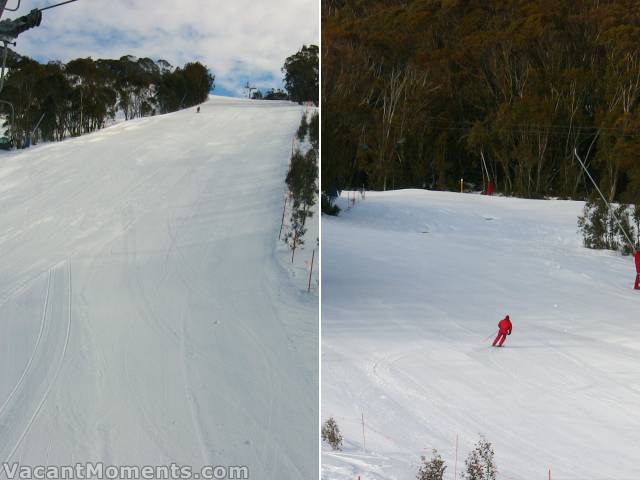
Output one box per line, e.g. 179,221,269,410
0,96,317,478
322,190,640,480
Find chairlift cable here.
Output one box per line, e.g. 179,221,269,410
39,0,78,12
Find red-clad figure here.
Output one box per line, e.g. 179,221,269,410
486,182,494,196
634,251,640,290
492,315,512,347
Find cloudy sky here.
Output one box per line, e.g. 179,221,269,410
5,0,319,96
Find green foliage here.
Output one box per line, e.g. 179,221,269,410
297,114,309,141
263,88,289,101
287,149,318,211
309,112,319,151
285,116,318,260
283,45,319,104
463,437,496,480
322,0,640,202
614,204,634,255
285,205,309,260
321,417,343,451
417,450,447,480
321,193,341,216
0,54,213,147
578,199,610,250
633,204,640,247
156,62,214,114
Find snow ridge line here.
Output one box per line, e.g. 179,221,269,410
1,261,72,470
0,269,53,423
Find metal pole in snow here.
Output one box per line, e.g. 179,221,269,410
573,148,635,249
30,112,45,146
481,150,491,192
307,248,315,292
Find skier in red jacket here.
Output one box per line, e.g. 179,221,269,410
492,315,512,347
634,251,640,290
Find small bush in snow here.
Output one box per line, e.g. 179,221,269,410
321,193,340,216
417,449,446,480
286,206,308,262
614,204,635,255
463,437,496,480
578,198,638,254
578,198,609,250
321,417,343,451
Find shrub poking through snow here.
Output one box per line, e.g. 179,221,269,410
578,198,638,254
417,449,447,480
286,203,309,262
578,198,610,250
463,437,496,480
321,192,340,216
321,417,343,451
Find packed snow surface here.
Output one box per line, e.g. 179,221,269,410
322,190,640,480
0,97,317,478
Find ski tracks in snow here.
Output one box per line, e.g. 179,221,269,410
0,260,72,470
0,269,52,422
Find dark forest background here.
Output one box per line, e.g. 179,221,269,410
322,0,640,204
0,53,213,148
0,43,318,149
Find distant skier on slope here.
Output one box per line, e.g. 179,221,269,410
492,315,512,347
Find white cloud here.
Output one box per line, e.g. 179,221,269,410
5,0,319,95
